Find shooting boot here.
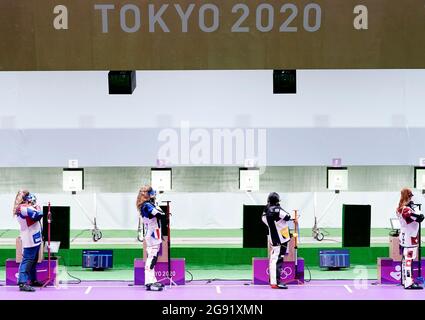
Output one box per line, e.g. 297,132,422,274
30,281,44,287
19,284,35,292
405,283,423,290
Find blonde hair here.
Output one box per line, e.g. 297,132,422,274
13,190,29,216
398,188,413,212
136,185,152,210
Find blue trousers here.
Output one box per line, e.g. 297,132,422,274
18,245,40,285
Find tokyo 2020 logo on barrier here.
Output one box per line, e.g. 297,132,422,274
265,267,293,280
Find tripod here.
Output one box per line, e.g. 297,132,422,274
162,200,177,288
41,202,51,289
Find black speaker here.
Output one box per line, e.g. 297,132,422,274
243,205,268,248
108,71,136,94
273,69,296,94
42,206,71,250
342,204,371,247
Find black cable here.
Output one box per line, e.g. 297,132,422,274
319,229,341,243
304,263,312,282
185,270,194,283
199,278,252,284
59,254,82,284
0,229,11,238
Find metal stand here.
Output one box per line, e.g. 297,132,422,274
312,216,324,241
312,192,338,241
92,193,102,241
162,200,177,288
137,216,144,242
73,194,102,242
414,203,423,285
41,202,51,289
417,218,423,285
293,209,302,284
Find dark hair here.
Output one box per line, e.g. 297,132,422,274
267,192,280,206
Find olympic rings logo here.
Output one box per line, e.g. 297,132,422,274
266,267,293,279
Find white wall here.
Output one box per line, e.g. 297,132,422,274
1,70,425,230
1,69,425,129
2,191,423,230
1,70,425,167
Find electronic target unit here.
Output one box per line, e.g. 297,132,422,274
82,250,113,271
319,249,350,269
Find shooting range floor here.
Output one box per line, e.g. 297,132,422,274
0,280,424,300
0,265,378,282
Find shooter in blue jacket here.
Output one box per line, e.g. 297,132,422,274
13,190,45,292
136,185,166,291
